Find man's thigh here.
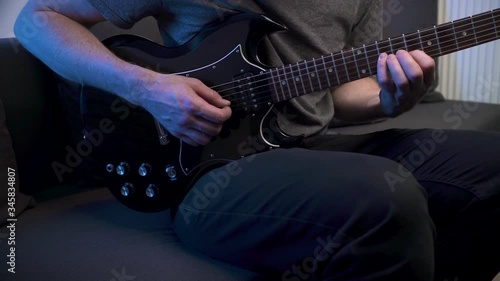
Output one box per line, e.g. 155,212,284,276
172,148,435,280
305,128,500,280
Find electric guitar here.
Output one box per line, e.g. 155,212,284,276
69,10,499,212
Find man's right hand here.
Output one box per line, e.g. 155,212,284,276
15,0,232,147
131,73,232,146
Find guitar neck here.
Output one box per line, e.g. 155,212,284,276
268,9,500,103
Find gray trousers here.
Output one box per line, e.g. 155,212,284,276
172,129,500,281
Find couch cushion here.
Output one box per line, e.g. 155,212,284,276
0,187,273,281
330,100,500,135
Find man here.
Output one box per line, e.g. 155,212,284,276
14,0,500,280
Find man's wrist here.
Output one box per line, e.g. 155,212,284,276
119,62,154,106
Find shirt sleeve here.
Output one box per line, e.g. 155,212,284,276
344,0,383,49
87,0,163,29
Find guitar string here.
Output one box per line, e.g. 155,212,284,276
218,23,499,110
215,15,499,100
227,29,499,112
211,11,499,93
209,13,498,101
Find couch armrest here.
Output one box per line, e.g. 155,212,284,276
0,38,75,194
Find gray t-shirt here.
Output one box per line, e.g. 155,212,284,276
88,0,382,137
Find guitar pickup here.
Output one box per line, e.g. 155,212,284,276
233,73,260,112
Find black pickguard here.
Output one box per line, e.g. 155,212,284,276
79,14,287,212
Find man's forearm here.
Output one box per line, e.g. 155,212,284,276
331,77,387,122
14,5,147,104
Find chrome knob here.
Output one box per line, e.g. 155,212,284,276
116,162,130,176
145,184,158,198
165,165,177,180
106,164,115,173
138,163,152,177
120,183,134,197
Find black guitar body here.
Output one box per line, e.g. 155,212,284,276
64,9,500,212
81,14,286,212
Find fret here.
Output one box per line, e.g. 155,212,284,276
276,67,288,101
340,50,350,82
417,30,425,50
304,60,316,93
453,16,478,51
363,44,373,76
433,26,443,55
375,40,381,55
288,63,300,97
470,16,479,45
375,39,393,56
389,36,406,53
330,53,341,85
365,43,380,75
472,11,498,47
321,55,332,88
404,32,422,52
268,68,281,102
296,62,307,95
434,23,457,56
418,27,440,56
352,48,361,78
282,65,293,100
388,38,394,54
493,10,499,38
353,47,370,77
331,52,350,84
312,59,323,89
402,34,408,51
451,21,460,51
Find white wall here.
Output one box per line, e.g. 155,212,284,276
0,0,28,38
437,0,500,104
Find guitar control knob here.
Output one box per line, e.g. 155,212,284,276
120,183,135,197
106,164,115,173
145,184,159,198
116,162,130,176
138,163,152,177
165,165,177,181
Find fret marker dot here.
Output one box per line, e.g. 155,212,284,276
362,69,367,74
295,78,300,82
462,31,467,36
282,81,287,85
328,68,333,73
427,41,433,46
311,73,316,77
357,50,362,55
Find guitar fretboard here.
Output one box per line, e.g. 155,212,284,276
267,9,499,103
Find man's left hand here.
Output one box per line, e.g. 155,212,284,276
377,50,436,117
